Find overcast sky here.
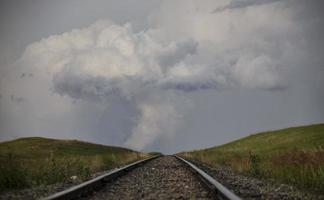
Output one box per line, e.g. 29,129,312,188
0,0,323,154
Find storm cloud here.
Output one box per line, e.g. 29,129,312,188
21,19,282,99
1,0,324,152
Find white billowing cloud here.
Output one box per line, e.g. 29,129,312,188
21,8,288,100
22,20,201,100
9,0,303,150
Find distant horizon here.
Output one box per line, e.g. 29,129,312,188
2,122,323,154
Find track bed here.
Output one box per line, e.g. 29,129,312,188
88,156,214,200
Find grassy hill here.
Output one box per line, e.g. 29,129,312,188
181,123,324,193
0,137,149,192
0,137,139,159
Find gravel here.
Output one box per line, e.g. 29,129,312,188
87,156,214,200
186,158,324,200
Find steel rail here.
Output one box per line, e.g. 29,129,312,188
44,155,160,200
174,155,242,200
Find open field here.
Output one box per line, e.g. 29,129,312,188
181,123,324,194
0,137,149,192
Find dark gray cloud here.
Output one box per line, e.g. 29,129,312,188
53,72,120,103
162,81,220,92
213,0,282,13
10,95,25,104
20,73,33,78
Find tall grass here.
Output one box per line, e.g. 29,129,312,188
0,151,148,192
181,124,324,194
0,152,29,191
183,148,324,193
269,149,324,192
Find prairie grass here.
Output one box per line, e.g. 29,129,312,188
0,137,149,192
181,123,324,194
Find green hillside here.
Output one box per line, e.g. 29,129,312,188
0,137,137,159
181,123,324,193
0,137,148,192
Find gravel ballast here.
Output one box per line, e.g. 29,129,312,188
88,156,214,200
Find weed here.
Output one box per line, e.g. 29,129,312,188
248,151,261,177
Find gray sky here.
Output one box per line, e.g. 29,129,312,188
0,0,323,154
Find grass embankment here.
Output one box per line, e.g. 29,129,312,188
0,137,149,192
181,124,324,193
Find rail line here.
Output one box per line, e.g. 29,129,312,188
175,155,241,200
44,155,241,200
45,155,160,200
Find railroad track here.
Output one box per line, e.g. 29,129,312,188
45,155,241,200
